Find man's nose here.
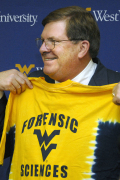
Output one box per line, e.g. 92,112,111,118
39,42,50,53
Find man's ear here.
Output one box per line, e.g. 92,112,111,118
78,40,90,58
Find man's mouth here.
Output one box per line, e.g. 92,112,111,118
42,52,57,61
44,57,57,61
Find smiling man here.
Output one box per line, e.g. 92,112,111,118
39,20,91,82
36,7,99,84
0,6,120,180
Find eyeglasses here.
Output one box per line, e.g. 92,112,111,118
35,38,83,50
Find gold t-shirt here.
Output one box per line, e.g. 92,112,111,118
0,77,120,180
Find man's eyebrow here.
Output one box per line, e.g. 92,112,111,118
40,36,59,40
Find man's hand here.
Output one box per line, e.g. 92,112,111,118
0,69,33,97
112,82,120,105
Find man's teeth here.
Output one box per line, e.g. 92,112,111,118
45,58,56,60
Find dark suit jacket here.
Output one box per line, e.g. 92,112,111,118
0,57,120,158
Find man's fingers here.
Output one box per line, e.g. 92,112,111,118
21,83,27,93
113,95,120,105
13,75,27,94
0,69,33,95
12,73,33,94
24,78,33,89
9,84,17,95
18,72,33,89
112,82,120,105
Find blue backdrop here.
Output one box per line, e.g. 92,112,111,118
0,0,120,179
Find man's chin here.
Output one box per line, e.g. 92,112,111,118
43,68,59,80
43,67,53,76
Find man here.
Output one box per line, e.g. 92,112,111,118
0,6,120,179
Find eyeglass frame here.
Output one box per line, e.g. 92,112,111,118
35,38,84,50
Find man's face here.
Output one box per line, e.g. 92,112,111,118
40,20,81,82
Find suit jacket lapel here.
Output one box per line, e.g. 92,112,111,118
89,58,108,86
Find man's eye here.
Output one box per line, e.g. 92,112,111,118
53,40,60,43
50,40,56,43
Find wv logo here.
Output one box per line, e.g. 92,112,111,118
86,7,91,11
15,64,35,75
33,130,60,161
